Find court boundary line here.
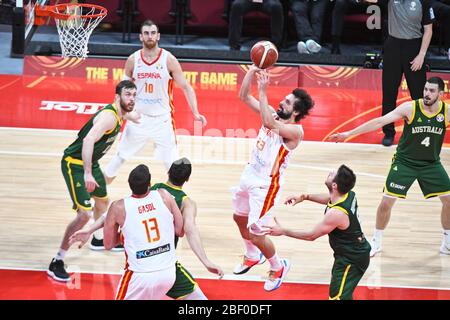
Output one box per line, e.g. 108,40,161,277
0,265,449,292
2,126,449,151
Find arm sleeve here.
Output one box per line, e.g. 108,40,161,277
422,0,436,25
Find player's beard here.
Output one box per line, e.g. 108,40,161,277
276,105,292,120
423,95,438,106
120,99,134,114
143,39,157,50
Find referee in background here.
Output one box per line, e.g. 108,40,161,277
368,0,435,146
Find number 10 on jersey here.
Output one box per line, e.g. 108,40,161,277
145,83,154,93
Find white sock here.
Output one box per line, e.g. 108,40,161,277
94,228,103,240
182,286,207,300
373,229,383,241
268,253,282,271
104,154,125,178
244,239,260,260
55,248,67,261
444,230,450,245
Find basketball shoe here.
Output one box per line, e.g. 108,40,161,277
233,252,266,275
90,236,124,252
89,235,105,250
48,258,70,282
264,258,291,292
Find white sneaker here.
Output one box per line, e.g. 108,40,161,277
233,252,266,275
440,241,450,255
264,258,291,292
370,237,382,257
306,39,322,53
297,41,309,54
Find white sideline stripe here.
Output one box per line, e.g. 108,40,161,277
1,265,450,291
1,126,449,152
0,149,386,179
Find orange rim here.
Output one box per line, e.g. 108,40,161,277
36,4,107,21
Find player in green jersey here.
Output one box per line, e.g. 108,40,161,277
266,165,370,300
329,77,450,257
48,81,137,282
69,158,223,299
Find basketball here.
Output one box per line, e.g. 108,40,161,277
250,41,278,69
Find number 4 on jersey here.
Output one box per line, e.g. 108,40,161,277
421,136,430,147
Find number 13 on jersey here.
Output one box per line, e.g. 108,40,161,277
142,218,160,242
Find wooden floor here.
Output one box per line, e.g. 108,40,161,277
1,126,450,290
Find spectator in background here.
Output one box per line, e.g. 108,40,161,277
290,0,328,54
227,0,284,50
432,0,450,60
367,0,434,146
331,0,372,54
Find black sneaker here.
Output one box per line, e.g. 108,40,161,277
111,243,124,252
89,236,105,251
47,258,70,282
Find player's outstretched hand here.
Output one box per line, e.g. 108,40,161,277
328,131,350,142
285,194,307,206
248,64,262,72
69,229,91,249
263,217,285,237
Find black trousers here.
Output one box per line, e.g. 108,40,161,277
291,0,328,42
228,0,284,48
382,36,426,137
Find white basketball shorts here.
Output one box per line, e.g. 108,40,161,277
231,165,283,235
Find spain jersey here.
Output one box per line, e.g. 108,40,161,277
249,121,297,181
122,190,176,272
151,182,188,248
132,48,174,116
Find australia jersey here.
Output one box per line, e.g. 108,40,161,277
132,48,174,116
396,99,448,164
151,182,188,248
325,191,371,259
63,104,122,163
122,190,176,272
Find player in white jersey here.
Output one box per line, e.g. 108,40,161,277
103,164,184,300
232,66,314,291
104,20,207,180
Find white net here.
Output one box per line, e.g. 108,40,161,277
54,5,106,58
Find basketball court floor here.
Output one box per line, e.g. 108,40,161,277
0,64,450,299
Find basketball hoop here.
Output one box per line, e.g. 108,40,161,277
35,4,107,58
